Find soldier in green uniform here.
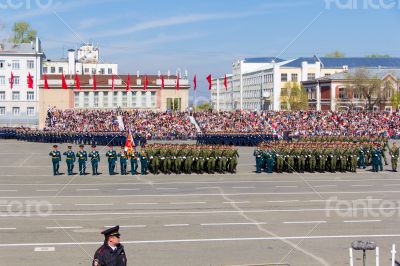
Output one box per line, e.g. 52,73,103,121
358,145,366,169
287,147,294,173
310,147,317,173
276,147,284,173
207,148,216,174
118,146,128,175
63,145,75,176
76,145,88,175
253,147,263,173
139,149,148,175
266,149,275,173
88,145,100,175
227,147,239,174
128,148,139,175
389,143,399,172
371,145,379,172
175,147,184,174
105,145,117,175
49,145,61,176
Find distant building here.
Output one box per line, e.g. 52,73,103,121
38,74,190,128
212,56,400,111
0,37,44,127
210,75,233,111
42,43,118,76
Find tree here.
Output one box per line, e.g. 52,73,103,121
325,50,345,58
391,91,400,110
347,69,394,112
282,82,308,111
196,102,212,111
11,21,37,44
366,54,391,58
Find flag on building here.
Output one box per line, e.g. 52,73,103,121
206,74,212,90
176,76,180,91
28,72,33,89
126,74,130,91
111,73,115,90
43,73,49,89
75,74,81,90
93,74,97,91
224,74,228,91
193,74,197,91
144,75,149,91
62,73,68,89
10,72,14,89
161,75,165,89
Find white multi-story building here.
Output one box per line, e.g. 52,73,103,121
0,37,44,127
213,56,400,111
42,43,118,76
210,75,233,111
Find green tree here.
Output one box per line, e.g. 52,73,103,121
196,102,212,111
391,91,400,110
11,21,37,44
347,69,394,112
282,82,308,111
366,54,391,58
325,50,345,58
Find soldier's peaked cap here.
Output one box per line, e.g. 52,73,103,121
79,145,84,148
53,145,58,148
68,145,72,149
101,225,120,238
92,145,96,148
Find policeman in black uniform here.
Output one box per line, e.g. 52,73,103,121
93,225,127,266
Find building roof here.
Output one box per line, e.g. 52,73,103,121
243,57,285,63
0,42,40,54
281,56,400,68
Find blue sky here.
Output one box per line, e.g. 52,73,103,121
1,0,400,99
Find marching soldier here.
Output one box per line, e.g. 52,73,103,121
76,145,88,175
49,145,61,176
139,149,148,175
88,145,100,175
106,145,117,175
118,147,128,175
389,143,399,172
254,147,263,173
63,145,76,176
92,225,127,266
128,148,139,175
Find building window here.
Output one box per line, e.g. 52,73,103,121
27,60,34,69
83,92,89,108
0,107,5,115
0,91,4,101
12,107,20,115
151,91,156,107
58,67,63,73
43,67,48,73
94,92,99,107
51,67,56,74
100,68,105,75
291,74,298,82
27,107,34,116
27,91,34,101
281,74,288,82
84,68,89,74
12,91,20,100
12,60,20,70
74,92,79,108
131,91,137,107
103,92,109,107
324,73,331,77
141,91,146,107
121,92,127,107
353,90,362,99
308,73,316,80
92,68,96,74
14,76,20,85
339,87,347,99
0,76,5,85
0,60,4,69
113,91,118,107
108,68,112,75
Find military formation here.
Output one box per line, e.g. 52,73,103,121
49,144,239,176
254,138,399,173
0,128,146,147
197,132,286,146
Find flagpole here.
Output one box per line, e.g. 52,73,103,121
194,89,197,113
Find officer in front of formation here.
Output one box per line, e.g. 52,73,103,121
49,145,61,176
106,145,117,175
118,146,128,175
88,145,100,175
63,145,76,176
76,145,88,175
92,225,127,266
128,148,139,175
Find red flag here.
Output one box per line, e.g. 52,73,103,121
10,72,14,89
161,75,164,89
111,74,115,90
27,72,33,89
43,73,49,89
176,76,180,91
126,74,130,91
144,75,149,91
75,74,80,90
93,74,97,91
125,129,135,154
206,74,212,90
224,74,228,91
62,73,68,89
193,74,197,91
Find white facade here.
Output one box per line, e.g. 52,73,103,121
0,37,44,127
211,75,233,111
43,44,118,76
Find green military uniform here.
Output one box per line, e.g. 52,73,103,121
63,146,75,176
105,147,117,175
389,144,399,172
139,150,148,175
49,145,61,176
88,146,100,175
76,145,88,175
254,148,263,173
118,147,128,175
128,150,139,175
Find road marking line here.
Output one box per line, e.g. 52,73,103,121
104,225,146,228
196,187,220,190
117,188,140,191
156,188,177,190
127,202,158,205
384,184,400,186
223,201,250,204
232,187,256,189
276,186,297,188
313,185,337,188
351,185,373,187
75,203,113,206
164,224,189,227
0,190,17,192
170,202,206,205
46,226,82,229
36,190,58,192
0,228,16,230
34,247,55,252
201,222,266,226
76,189,99,191
343,220,381,223
267,200,299,203
308,200,329,202
284,221,326,224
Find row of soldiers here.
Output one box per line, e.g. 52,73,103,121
253,141,399,173
197,133,289,146
0,128,146,147
49,144,239,176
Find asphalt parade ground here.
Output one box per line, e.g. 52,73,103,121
0,140,400,266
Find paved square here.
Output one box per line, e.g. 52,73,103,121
0,140,399,265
